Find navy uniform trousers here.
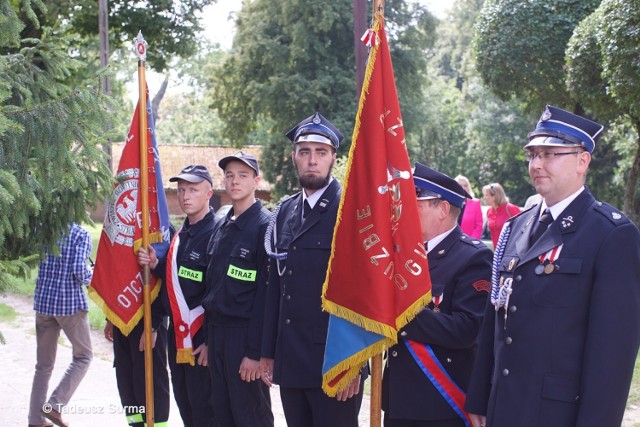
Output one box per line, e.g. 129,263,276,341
263,179,365,427
383,227,492,427
113,321,170,426
167,326,216,427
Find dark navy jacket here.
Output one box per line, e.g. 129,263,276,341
155,210,217,348
203,200,271,361
262,179,341,388
465,189,640,426
382,226,492,421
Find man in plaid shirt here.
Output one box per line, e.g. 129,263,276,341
28,223,94,427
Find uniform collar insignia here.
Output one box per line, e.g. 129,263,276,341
561,215,574,229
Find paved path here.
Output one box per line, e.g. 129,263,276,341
0,294,370,426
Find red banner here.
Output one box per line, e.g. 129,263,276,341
321,13,431,395
89,89,170,335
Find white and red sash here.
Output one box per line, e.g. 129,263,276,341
165,230,205,365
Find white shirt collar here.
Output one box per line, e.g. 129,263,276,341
540,186,585,220
303,177,334,209
426,225,457,253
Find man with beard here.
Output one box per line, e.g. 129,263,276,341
261,112,365,426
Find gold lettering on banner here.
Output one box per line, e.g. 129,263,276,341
357,204,425,290
379,109,391,126
387,117,403,137
370,246,390,266
363,233,381,251
117,271,144,308
357,205,372,220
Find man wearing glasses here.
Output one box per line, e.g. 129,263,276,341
465,105,640,427
382,163,492,427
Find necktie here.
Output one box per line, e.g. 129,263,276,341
303,200,311,218
530,208,553,245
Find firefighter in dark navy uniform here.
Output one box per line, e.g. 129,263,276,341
261,112,365,427
137,164,217,427
382,163,493,427
465,106,640,427
203,151,274,427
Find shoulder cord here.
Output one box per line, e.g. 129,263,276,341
264,202,289,277
264,202,287,261
490,221,513,313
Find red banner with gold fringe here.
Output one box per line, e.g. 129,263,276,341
321,12,432,395
89,87,171,335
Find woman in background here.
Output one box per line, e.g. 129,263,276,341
482,182,521,248
455,175,483,239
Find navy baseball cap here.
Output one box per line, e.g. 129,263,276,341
413,162,471,208
525,105,604,153
218,151,260,176
285,112,344,150
169,164,213,186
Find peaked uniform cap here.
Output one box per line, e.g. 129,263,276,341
413,162,471,208
525,105,604,153
169,164,213,186
285,112,344,149
218,151,260,176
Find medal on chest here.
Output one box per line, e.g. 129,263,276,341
535,245,562,275
432,294,443,313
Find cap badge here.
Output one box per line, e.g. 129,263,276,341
541,106,552,121
312,115,321,124
561,216,574,229
612,212,622,220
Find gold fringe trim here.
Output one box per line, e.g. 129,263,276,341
322,336,390,397
395,291,432,330
176,348,196,366
88,279,162,337
322,12,382,299
323,299,398,341
133,231,165,254
320,13,434,397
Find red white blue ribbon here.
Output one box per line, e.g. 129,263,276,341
361,28,378,47
404,339,472,426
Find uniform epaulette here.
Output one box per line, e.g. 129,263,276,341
460,234,487,248
593,201,630,226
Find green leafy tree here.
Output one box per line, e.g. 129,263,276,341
209,0,436,198
24,0,217,72
0,1,113,289
470,0,637,212
420,0,535,204
567,0,640,221
155,42,228,145
474,0,600,110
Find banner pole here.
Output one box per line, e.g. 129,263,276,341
134,31,154,427
369,3,384,427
